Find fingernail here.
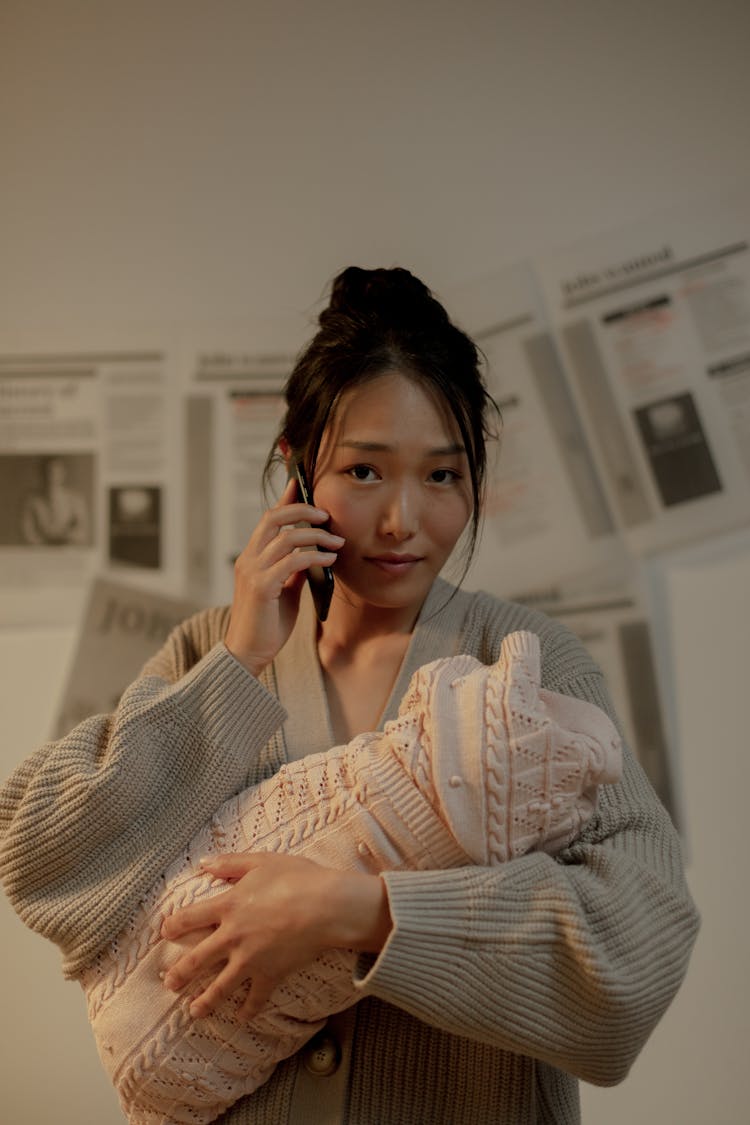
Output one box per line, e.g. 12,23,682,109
198,856,211,868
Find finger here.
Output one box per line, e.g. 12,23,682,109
162,895,225,941
199,852,266,879
237,973,276,1021
255,527,343,573
238,476,325,558
272,524,344,554
189,960,268,1019
163,927,229,992
265,489,330,533
243,547,338,606
240,505,334,568
265,543,339,582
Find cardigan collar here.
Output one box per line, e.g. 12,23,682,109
274,576,475,763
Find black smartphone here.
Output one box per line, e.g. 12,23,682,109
294,460,335,622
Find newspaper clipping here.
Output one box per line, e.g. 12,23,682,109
535,186,750,555
0,349,180,624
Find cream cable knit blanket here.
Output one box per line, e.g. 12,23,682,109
79,631,622,1125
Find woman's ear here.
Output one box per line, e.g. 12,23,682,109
279,436,297,484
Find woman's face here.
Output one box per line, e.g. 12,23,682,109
311,370,473,617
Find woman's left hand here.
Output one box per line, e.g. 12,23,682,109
160,852,392,1020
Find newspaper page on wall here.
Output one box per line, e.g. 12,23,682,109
52,576,199,739
0,349,183,625
446,263,632,602
535,185,750,557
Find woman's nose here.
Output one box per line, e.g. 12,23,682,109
378,484,419,540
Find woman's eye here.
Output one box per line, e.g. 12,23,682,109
348,464,377,481
429,468,460,484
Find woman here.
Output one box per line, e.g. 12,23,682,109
0,266,699,1124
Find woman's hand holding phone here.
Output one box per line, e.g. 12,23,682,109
224,476,343,676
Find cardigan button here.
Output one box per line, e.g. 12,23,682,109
302,1030,341,1077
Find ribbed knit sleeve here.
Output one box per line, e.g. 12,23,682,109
0,608,286,979
355,595,700,1088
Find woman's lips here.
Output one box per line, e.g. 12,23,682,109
366,554,423,576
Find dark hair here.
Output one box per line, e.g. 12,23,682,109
264,265,500,570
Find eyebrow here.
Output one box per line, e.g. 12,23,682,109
338,440,466,456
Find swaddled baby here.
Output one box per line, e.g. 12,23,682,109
78,631,622,1124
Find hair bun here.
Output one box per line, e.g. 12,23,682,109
326,266,443,327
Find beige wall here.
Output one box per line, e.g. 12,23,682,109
2,2,749,1121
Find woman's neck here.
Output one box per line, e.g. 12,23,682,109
318,594,421,653
313,591,424,742
317,623,413,742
